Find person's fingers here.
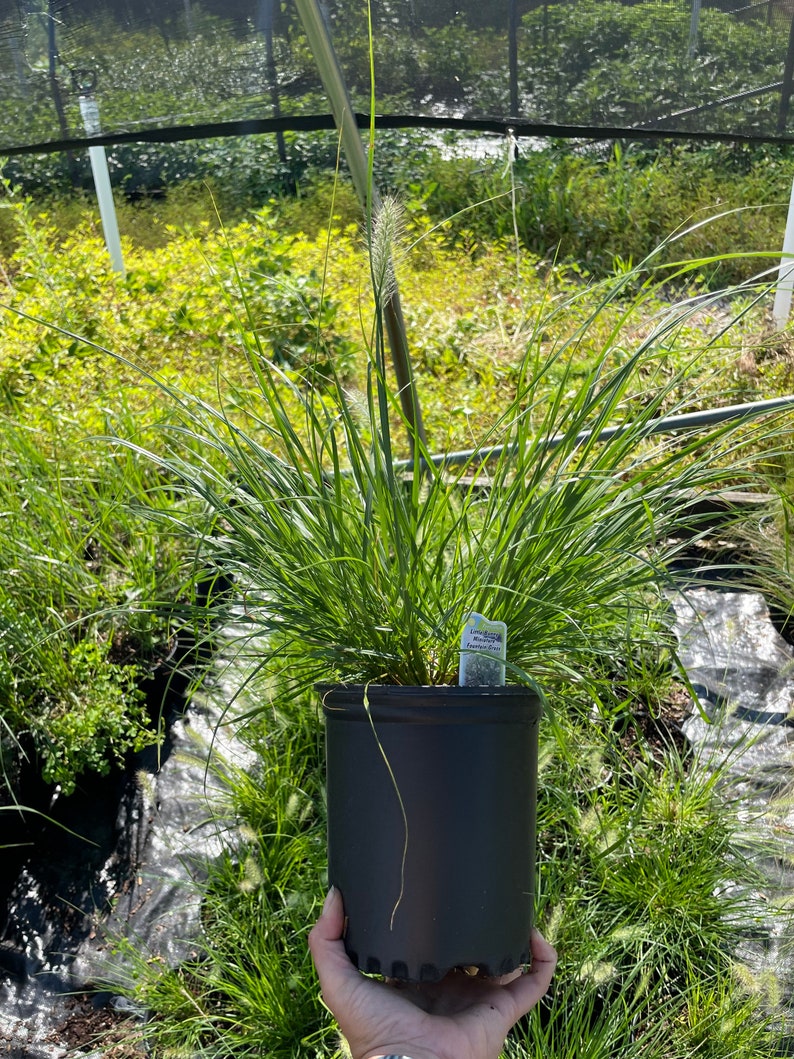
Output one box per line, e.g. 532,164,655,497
501,929,557,1017
308,888,363,1006
310,886,345,941
529,928,557,968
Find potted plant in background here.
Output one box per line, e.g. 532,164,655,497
107,200,788,982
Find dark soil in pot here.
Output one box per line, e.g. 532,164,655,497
321,683,542,982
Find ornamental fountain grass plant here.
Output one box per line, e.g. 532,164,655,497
4,199,791,974
117,216,785,697
84,203,792,981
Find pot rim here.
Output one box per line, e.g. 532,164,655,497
318,682,544,722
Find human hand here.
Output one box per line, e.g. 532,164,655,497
308,887,557,1059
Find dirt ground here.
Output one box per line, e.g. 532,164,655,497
48,995,143,1058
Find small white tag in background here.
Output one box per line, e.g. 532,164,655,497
459,612,507,686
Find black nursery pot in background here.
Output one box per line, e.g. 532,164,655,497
320,683,543,982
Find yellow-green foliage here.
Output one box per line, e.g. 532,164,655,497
0,191,784,459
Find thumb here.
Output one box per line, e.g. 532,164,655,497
310,886,346,944
502,929,557,1018
308,888,362,1005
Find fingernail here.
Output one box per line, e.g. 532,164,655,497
322,885,336,914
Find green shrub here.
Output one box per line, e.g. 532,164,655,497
0,606,153,797
521,0,782,131
30,640,151,794
0,406,194,798
411,140,791,285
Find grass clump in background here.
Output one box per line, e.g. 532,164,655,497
0,406,200,800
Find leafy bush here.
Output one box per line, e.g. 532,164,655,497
0,404,195,798
0,603,152,796
394,138,792,286
521,0,783,132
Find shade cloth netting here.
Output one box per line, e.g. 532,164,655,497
2,0,794,158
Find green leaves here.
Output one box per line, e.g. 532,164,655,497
33,640,151,795
522,0,782,132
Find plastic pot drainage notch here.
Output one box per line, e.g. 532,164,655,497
320,683,543,982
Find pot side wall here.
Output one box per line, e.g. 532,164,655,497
322,685,542,982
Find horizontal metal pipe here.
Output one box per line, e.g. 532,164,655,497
395,394,794,471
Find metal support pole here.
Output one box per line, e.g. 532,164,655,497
777,10,794,134
47,0,78,187
509,0,519,116
687,0,701,60
260,0,287,166
294,0,427,448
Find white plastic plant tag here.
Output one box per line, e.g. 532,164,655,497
459,612,507,686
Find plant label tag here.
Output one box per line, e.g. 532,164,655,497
459,612,507,686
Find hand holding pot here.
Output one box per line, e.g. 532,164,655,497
308,888,557,1059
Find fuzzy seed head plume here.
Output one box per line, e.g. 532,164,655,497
370,196,405,302
238,854,263,893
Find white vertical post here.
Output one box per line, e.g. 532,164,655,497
79,94,125,275
773,174,794,331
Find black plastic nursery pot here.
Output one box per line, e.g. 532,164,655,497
320,683,543,982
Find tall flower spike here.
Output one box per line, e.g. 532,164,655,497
370,195,405,303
